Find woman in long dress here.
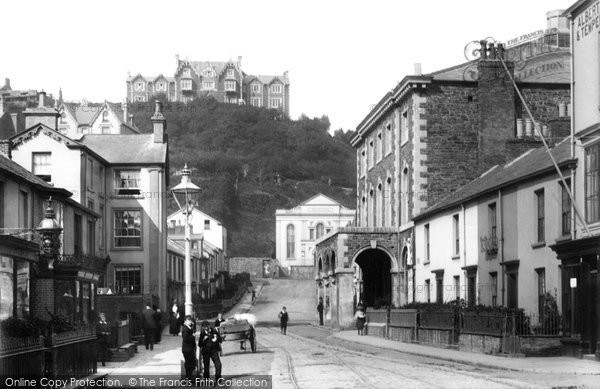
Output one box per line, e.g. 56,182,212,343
354,305,366,336
169,301,180,335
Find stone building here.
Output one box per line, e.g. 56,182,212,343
0,78,50,139
315,10,572,329
127,55,290,116
6,95,169,328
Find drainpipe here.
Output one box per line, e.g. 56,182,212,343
569,15,576,241
498,189,505,306
462,204,466,301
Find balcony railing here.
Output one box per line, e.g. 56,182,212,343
480,235,498,255
55,253,110,271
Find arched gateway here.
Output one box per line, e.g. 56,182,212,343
353,248,394,307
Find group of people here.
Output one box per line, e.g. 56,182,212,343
182,316,223,381
316,297,367,335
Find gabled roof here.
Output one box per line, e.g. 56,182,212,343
244,75,290,86
300,193,344,207
62,102,101,126
10,123,110,165
127,74,176,83
79,134,167,164
414,138,575,221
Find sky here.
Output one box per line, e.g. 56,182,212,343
2,0,572,133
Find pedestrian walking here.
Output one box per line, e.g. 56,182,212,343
141,302,157,350
96,312,111,366
278,306,289,335
170,300,180,336
198,320,222,380
354,304,366,336
181,315,198,380
153,305,162,343
317,297,324,326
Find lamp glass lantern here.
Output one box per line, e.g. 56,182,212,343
170,164,201,316
36,198,63,269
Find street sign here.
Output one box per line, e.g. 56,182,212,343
570,277,577,288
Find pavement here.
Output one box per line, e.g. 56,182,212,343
332,330,600,375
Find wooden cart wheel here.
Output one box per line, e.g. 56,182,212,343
250,328,256,353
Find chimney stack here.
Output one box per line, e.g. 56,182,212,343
151,100,166,143
237,56,242,68
0,140,11,160
476,41,516,168
4,78,10,90
10,113,18,133
23,91,60,130
38,91,46,108
414,63,422,75
122,100,128,123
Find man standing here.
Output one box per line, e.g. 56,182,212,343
317,297,324,326
198,321,222,380
96,312,111,366
153,305,163,343
141,302,157,350
181,316,197,380
278,307,289,335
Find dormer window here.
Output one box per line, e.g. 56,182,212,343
202,68,215,78
251,83,262,93
134,82,145,91
271,83,282,94
156,82,166,91
226,69,235,78
182,68,191,78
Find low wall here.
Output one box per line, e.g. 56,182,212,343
289,266,315,280
520,336,562,357
459,333,502,354
365,323,386,338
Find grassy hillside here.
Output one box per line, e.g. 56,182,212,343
130,96,356,257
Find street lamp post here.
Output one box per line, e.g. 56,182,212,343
36,197,63,269
170,164,201,316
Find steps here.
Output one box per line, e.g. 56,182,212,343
107,341,138,362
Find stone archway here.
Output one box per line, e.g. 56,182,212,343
353,248,393,308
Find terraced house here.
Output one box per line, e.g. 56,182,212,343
6,94,169,328
127,55,290,116
314,10,573,329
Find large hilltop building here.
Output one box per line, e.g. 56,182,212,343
127,55,290,116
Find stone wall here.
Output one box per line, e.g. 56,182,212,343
519,336,562,357
459,333,502,354
289,266,315,280
229,257,276,278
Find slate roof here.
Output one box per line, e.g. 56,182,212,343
244,75,290,86
167,238,200,257
414,138,574,220
63,102,102,126
79,134,167,164
126,74,176,83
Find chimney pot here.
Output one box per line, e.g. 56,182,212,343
558,102,567,117
479,40,488,59
414,63,422,75
525,118,533,137
496,43,505,60
516,119,524,138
